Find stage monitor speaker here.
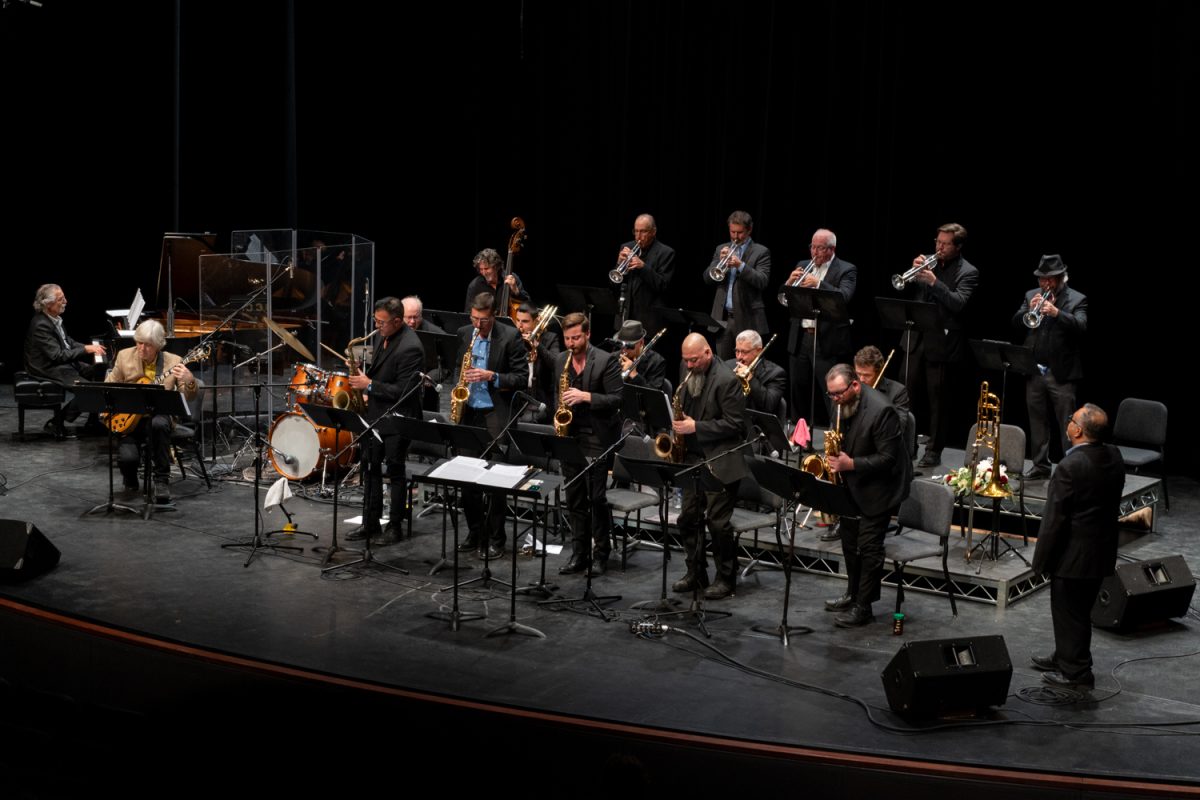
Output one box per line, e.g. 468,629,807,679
1091,555,1195,630
881,635,1012,717
0,519,61,583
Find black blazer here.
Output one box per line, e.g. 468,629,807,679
678,358,750,485
24,313,89,384
781,256,857,359
723,357,786,417
705,240,772,337
905,255,979,363
614,238,675,333
553,344,624,447
454,323,528,418
365,324,424,423
624,347,667,394
463,274,528,313
875,376,910,413
838,384,911,517
1031,442,1124,579
1012,285,1087,383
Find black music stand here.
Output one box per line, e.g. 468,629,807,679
666,456,734,637
621,383,674,439
74,383,172,518
746,457,823,646
969,339,1036,418
782,285,851,427
875,297,941,391
507,428,568,598
619,457,685,614
537,433,625,620
428,309,471,336
416,329,458,397
658,307,723,336
748,409,795,465
392,416,466,576
556,284,620,329
437,424,514,592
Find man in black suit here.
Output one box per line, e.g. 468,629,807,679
555,312,624,575
615,319,666,394
464,248,529,314
670,333,750,600
854,345,913,459
347,296,425,545
454,292,529,558
24,283,106,424
613,214,675,333
1012,255,1088,480
728,329,786,417
823,364,911,627
402,295,447,412
514,302,562,423
704,210,772,360
778,229,857,427
902,222,980,467
1030,404,1124,689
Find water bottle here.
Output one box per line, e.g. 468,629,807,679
672,487,683,510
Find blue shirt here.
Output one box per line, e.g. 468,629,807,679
467,334,494,410
724,240,750,312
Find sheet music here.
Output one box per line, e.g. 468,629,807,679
106,288,145,337
427,456,532,488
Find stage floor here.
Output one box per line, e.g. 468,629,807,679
1,396,1198,796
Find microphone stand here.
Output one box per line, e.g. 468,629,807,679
538,428,634,620
666,435,764,637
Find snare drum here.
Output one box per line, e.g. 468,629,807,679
268,411,356,480
287,363,327,406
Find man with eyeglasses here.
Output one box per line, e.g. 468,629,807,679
822,364,911,627
670,333,749,600
1030,404,1123,689
778,228,857,428
346,296,424,545
728,329,786,417
704,210,772,360
612,213,675,332
900,222,979,467
402,295,447,412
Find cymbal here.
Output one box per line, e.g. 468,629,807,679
262,315,315,362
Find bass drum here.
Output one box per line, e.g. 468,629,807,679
268,411,356,480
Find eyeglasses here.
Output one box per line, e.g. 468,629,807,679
826,383,855,399
1065,414,1081,429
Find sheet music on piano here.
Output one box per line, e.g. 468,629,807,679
106,288,145,337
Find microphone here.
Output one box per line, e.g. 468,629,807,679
419,372,443,393
514,390,545,416
278,451,298,468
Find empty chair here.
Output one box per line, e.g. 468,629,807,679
1111,398,1168,512
885,479,958,617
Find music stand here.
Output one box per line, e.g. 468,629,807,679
74,383,169,518
783,285,851,427
507,428,567,598
416,328,458,380
392,416,466,576
428,309,471,336
621,383,674,438
748,409,795,465
556,284,620,329
619,457,685,614
875,297,941,391
746,457,822,646
969,339,1036,418
658,307,723,336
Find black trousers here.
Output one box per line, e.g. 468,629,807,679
119,415,172,485
563,433,612,560
677,477,740,587
1027,371,1077,471
1050,575,1102,680
362,430,409,531
903,343,963,454
460,406,507,549
789,330,837,427
839,512,890,607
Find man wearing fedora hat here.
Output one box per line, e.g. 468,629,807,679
615,319,666,394
1012,254,1088,480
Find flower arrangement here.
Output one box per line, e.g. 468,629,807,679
936,457,1010,496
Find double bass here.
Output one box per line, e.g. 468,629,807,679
495,216,527,323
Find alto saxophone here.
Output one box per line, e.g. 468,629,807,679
553,355,573,436
654,370,693,463
801,403,842,485
450,328,479,424
333,330,376,413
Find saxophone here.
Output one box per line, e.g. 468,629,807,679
654,370,693,463
332,331,376,413
553,355,573,436
801,403,842,485
450,328,479,424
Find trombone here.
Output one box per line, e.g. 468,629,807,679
707,241,739,282
891,253,937,291
1022,289,1053,329
620,327,666,380
609,244,642,284
777,261,816,306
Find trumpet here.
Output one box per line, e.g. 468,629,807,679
891,253,937,291
1022,289,1053,329
609,244,642,284
777,260,816,306
707,241,739,282
621,327,666,380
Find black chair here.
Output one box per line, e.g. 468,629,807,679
170,383,212,490
13,371,66,441
608,440,661,570
1112,398,1169,512
733,463,784,579
885,480,958,618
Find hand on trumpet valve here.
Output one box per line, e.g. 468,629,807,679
464,367,494,384
1033,294,1057,318
671,413,696,435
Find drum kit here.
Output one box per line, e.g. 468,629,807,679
262,318,357,482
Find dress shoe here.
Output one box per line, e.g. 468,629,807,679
455,537,479,553
1042,670,1095,689
558,556,590,574
346,525,379,542
154,480,171,503
1029,654,1057,672
824,593,854,612
1022,466,1051,480
672,573,705,593
481,544,505,560
819,522,842,542
703,580,734,600
590,557,608,576
374,527,401,547
833,604,875,628
917,449,942,468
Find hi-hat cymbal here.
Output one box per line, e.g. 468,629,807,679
262,315,315,362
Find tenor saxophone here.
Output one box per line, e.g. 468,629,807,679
654,370,693,463
450,328,479,424
553,355,573,436
333,330,376,413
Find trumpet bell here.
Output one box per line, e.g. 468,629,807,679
608,268,625,284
